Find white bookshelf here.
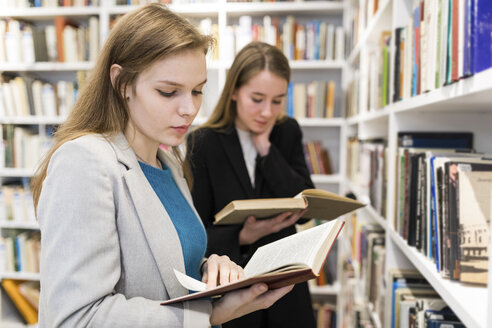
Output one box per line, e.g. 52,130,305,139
343,0,492,326
0,1,347,326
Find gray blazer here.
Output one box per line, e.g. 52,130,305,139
37,133,212,327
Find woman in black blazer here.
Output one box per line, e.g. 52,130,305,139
186,41,316,328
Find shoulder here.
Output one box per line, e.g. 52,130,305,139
187,126,226,152
188,127,219,144
50,134,118,173
272,116,302,138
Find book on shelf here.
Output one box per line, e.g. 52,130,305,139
385,269,429,328
213,188,365,225
161,218,345,305
457,168,492,285
1,279,38,324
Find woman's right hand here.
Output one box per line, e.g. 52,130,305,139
238,209,307,245
209,283,294,325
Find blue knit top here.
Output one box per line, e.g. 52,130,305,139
139,160,207,281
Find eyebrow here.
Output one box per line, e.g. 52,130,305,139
252,91,286,98
157,79,207,87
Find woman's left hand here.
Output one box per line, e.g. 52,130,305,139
202,254,245,289
251,122,275,157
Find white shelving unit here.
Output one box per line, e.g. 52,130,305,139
0,1,347,326
342,0,492,327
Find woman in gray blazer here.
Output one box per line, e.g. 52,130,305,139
30,4,293,328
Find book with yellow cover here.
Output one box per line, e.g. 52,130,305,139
161,218,349,305
213,188,365,225
1,279,38,324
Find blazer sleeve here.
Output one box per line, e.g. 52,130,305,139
37,140,211,328
257,118,314,197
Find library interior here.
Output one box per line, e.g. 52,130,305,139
0,0,491,327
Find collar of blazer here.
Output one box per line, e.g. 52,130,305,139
108,132,201,299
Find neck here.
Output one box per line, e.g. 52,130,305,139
136,152,161,169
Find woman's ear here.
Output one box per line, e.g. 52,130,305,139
109,64,122,89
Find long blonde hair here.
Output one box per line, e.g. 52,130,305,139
202,41,290,130
31,3,213,209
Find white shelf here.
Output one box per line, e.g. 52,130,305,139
0,116,66,125
297,117,344,127
0,272,40,281
225,1,344,15
346,107,390,125
346,67,492,125
0,221,39,230
388,229,488,328
0,6,100,19
310,282,341,296
0,168,35,177
312,174,342,184
0,62,94,72
289,60,345,70
0,321,37,328
390,68,492,114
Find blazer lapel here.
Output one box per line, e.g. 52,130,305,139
110,134,187,299
219,128,255,197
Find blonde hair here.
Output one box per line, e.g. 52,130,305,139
31,3,213,209
202,41,290,130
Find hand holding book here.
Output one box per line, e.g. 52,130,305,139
214,188,365,225
161,218,354,305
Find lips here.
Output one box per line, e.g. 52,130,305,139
172,124,190,134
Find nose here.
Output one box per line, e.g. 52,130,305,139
179,94,199,117
260,101,273,118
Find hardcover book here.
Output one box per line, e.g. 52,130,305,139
213,188,364,225
161,219,345,305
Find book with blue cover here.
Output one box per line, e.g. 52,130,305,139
472,0,492,73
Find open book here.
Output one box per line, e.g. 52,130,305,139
214,188,364,225
161,218,348,305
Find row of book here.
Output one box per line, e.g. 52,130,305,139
225,15,344,62
1,279,39,325
343,213,466,328
346,0,492,117
286,80,336,119
348,0,381,52
0,17,99,64
303,140,333,175
396,131,490,286
0,184,37,224
0,231,41,274
346,138,387,217
312,302,337,328
1,125,54,169
0,74,80,118
2,0,98,7
387,269,465,328
340,214,386,327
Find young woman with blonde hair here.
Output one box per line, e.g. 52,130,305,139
32,6,292,327
187,41,316,328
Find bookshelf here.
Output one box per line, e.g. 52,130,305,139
0,0,346,326
342,0,492,327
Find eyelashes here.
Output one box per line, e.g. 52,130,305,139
157,89,203,97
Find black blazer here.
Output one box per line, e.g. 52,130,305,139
186,117,314,265
186,117,316,328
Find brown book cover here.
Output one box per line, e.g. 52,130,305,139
213,188,365,225
161,219,345,305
